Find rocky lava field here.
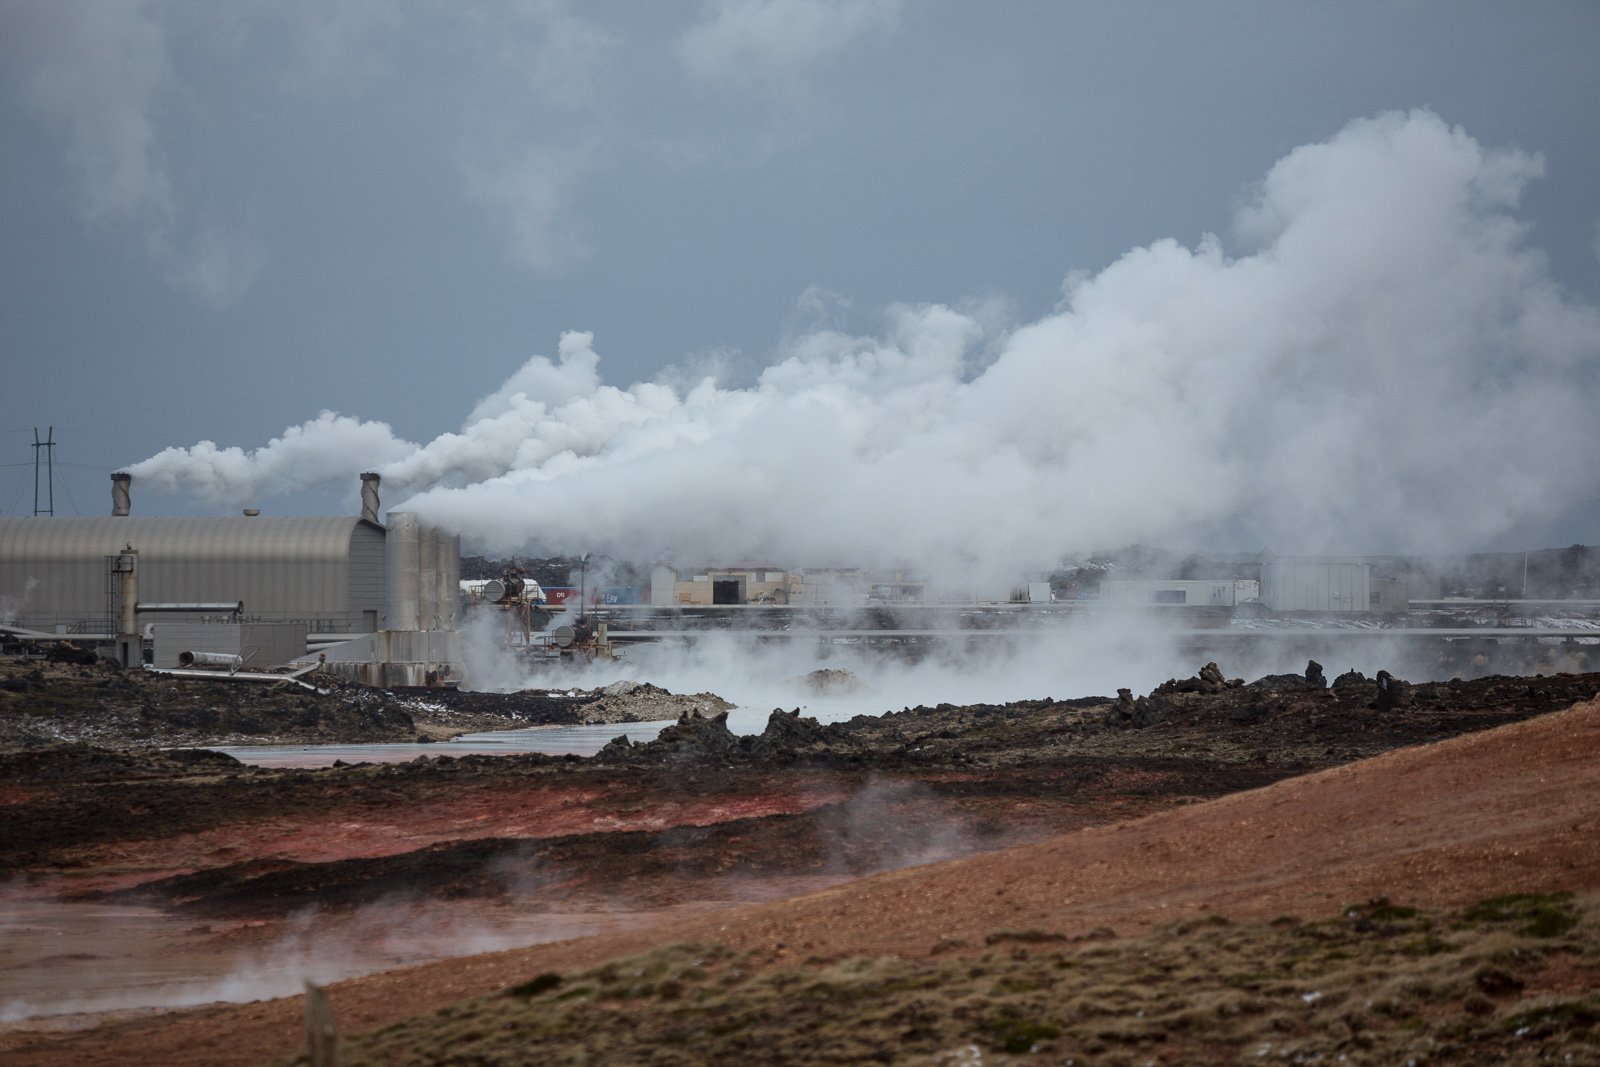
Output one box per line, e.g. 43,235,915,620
1,653,1597,1065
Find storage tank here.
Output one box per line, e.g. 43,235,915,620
435,528,460,628
385,511,421,630
417,523,439,630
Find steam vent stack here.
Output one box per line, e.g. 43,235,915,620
111,472,131,516
360,472,381,525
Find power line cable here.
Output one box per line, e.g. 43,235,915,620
3,465,37,515
44,427,178,446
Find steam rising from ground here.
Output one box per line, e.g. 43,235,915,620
0,779,975,1021
0,887,658,1022
129,111,1600,570
459,608,1409,716
458,605,1188,712
459,604,1546,713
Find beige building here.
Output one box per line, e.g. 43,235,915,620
651,565,795,606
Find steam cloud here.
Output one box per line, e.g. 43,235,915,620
129,111,1600,570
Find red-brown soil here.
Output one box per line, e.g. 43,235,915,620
1,668,1597,1064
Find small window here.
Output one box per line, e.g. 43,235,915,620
1152,590,1186,604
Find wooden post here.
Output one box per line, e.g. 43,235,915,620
305,980,338,1067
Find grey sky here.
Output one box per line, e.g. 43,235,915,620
1,1,1597,563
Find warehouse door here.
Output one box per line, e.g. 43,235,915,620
712,578,744,605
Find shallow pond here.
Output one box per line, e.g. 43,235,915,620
212,701,886,768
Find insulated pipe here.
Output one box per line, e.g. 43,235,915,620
178,651,244,670
136,602,244,615
360,472,381,525
117,548,138,638
111,472,131,516
115,545,138,667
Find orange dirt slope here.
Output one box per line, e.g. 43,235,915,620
6,696,1599,1066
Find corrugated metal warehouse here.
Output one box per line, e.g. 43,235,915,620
1,473,463,683
0,516,386,634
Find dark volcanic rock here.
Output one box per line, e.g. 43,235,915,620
1305,660,1327,689
646,709,741,759
1332,669,1370,689
1154,662,1230,696
751,708,829,757
0,743,241,784
4,664,1598,883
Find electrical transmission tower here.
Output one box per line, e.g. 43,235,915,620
33,426,55,516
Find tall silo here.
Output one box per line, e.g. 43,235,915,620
385,511,421,630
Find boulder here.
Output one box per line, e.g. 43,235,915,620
1332,669,1369,689
1304,660,1327,689
646,708,740,758
750,707,829,757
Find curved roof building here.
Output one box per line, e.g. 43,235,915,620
0,516,387,634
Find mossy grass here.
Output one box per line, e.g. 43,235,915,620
316,894,1600,1066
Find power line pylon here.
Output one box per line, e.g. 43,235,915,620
33,426,55,516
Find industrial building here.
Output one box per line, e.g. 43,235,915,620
649,565,795,606
0,514,387,634
0,473,462,686
1101,578,1261,608
642,565,1050,607
1096,556,1410,615
646,566,943,606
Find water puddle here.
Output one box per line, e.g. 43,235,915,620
213,720,677,768
212,700,890,768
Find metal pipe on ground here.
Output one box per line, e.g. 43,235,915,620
137,602,245,615
177,651,244,670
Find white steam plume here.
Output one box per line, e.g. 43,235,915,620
128,411,419,501
129,111,1600,570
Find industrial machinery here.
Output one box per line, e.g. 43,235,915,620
485,565,548,644
477,556,621,663
529,614,621,662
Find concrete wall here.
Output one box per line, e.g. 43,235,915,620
152,621,309,669
320,629,462,688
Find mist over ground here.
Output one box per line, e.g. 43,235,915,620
455,607,1519,723
128,111,1600,579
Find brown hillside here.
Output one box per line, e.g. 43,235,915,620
7,696,1599,1066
